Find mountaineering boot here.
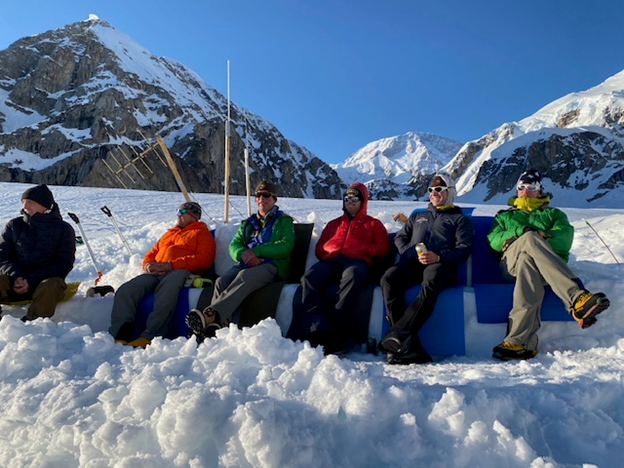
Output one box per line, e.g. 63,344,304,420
185,307,222,343
492,342,537,361
572,291,610,329
127,337,151,348
114,322,134,344
389,350,433,365
382,334,432,365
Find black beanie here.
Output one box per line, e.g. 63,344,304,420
255,181,278,200
22,184,54,210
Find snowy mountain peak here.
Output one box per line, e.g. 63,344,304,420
442,67,624,208
0,18,342,199
332,131,462,199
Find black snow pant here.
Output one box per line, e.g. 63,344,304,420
380,261,456,353
300,257,370,345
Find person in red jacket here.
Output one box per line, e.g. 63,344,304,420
109,202,216,348
300,183,389,354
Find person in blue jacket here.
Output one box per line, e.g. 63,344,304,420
378,174,474,365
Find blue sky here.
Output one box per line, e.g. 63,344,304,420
2,1,624,164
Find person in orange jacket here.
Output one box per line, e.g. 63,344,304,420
300,183,389,354
109,202,215,347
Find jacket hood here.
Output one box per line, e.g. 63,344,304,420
343,182,369,217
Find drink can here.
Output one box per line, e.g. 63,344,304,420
415,242,427,254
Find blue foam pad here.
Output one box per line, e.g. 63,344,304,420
471,216,505,284
407,285,466,356
134,287,203,339
474,283,573,323
376,285,466,356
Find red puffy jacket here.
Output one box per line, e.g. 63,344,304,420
315,183,389,265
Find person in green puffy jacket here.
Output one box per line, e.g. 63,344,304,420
487,169,610,361
185,181,295,342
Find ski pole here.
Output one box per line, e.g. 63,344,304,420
68,212,103,284
585,219,620,264
100,205,133,256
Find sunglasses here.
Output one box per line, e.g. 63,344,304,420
428,186,449,193
517,184,539,191
176,208,188,216
255,191,273,199
344,195,361,203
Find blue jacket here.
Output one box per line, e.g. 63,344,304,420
395,204,474,265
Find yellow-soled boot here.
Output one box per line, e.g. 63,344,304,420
127,337,152,348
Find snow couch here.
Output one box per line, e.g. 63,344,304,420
132,215,574,356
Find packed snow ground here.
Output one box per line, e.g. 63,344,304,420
1,182,623,467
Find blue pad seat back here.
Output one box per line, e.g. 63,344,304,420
471,216,505,284
474,283,573,323
471,216,573,323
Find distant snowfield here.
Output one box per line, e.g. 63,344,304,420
0,182,623,467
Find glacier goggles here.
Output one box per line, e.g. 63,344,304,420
344,195,361,203
428,186,449,193
517,183,540,192
255,191,274,199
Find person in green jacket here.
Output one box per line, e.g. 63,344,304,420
185,181,295,342
488,169,610,361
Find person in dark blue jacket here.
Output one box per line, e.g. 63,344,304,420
378,174,474,364
0,184,76,321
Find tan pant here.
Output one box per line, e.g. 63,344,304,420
0,274,66,320
500,232,584,350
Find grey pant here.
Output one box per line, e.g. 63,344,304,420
501,232,584,350
109,269,190,340
210,263,278,321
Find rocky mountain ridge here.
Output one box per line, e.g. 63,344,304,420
0,17,343,199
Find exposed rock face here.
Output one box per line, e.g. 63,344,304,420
0,19,342,200
445,72,624,207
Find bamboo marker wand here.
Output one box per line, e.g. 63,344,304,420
585,219,620,264
224,60,231,224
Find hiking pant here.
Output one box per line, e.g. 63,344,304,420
0,274,66,320
109,269,190,340
210,263,278,322
500,231,584,350
300,257,370,340
380,261,455,352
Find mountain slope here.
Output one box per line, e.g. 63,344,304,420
332,132,462,200
445,70,624,207
0,17,342,199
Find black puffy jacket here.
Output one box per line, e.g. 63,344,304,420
0,205,76,289
395,204,474,264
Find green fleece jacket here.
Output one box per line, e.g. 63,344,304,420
487,196,574,262
229,211,295,280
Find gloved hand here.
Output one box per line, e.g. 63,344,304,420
502,236,518,252
523,226,550,238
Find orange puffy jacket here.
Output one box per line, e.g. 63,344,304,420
142,221,215,274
